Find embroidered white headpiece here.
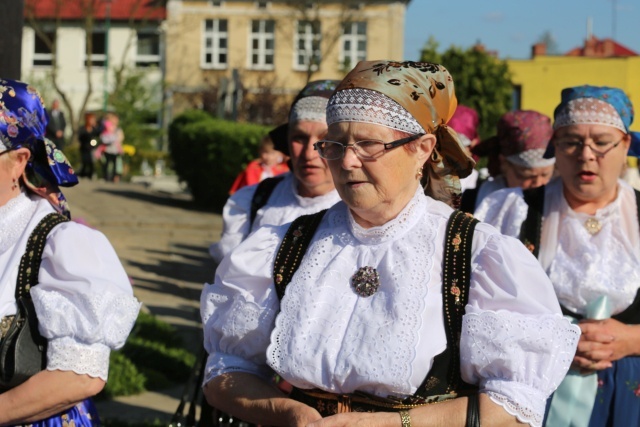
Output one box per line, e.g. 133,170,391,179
554,98,626,132
326,88,425,135
289,96,329,124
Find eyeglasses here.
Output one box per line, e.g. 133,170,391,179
554,137,624,157
314,133,425,160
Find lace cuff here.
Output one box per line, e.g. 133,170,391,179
203,351,272,387
46,337,110,380
484,382,546,427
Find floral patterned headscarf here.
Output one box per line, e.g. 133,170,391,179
327,60,475,207
0,78,78,217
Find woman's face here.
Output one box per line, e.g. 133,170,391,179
288,120,334,198
553,124,630,210
325,121,435,227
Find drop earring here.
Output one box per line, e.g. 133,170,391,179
416,168,423,180
11,178,17,190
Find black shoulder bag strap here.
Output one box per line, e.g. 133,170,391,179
16,212,70,299
273,210,327,300
249,176,286,226
0,212,69,390
410,210,479,401
519,185,546,258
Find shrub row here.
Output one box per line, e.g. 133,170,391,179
169,110,271,210
100,311,196,399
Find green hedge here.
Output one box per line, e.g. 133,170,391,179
100,311,196,399
169,110,270,210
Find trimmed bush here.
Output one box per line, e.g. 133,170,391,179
99,312,196,399
169,110,270,210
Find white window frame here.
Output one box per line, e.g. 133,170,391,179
202,19,228,70
340,21,367,71
294,20,321,72
136,30,161,68
33,29,56,67
249,19,275,70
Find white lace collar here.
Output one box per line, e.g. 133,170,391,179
559,181,621,224
289,174,340,209
0,191,38,254
347,186,427,245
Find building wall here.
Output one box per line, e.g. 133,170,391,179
507,56,640,132
21,23,162,122
165,0,408,117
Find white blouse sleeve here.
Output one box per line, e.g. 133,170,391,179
209,185,257,264
201,224,285,386
29,221,141,381
461,229,580,427
473,187,529,239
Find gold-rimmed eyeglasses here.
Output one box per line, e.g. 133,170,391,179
314,133,425,160
554,137,624,158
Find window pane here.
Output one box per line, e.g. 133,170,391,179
252,54,259,64
219,53,227,63
298,54,305,65
220,38,227,48
357,22,366,35
252,39,259,49
91,33,106,54
252,20,260,32
344,40,351,51
265,20,275,33
205,20,213,30
298,39,305,50
219,20,227,32
266,39,274,49
266,54,273,65
206,39,212,48
357,41,366,51
206,53,212,63
35,31,55,54
137,33,159,55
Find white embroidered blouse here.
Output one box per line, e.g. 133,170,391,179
209,173,341,264
201,187,580,427
0,192,141,381
475,177,640,317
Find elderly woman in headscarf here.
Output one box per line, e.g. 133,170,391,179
0,79,140,425
475,86,640,426
201,61,579,427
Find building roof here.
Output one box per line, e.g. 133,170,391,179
565,35,638,57
24,0,166,21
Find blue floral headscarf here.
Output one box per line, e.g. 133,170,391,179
0,78,78,217
553,85,640,157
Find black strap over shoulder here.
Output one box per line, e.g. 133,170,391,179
15,213,69,299
411,210,479,401
249,176,285,226
272,210,327,300
519,185,545,258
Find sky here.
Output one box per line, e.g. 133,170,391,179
403,0,640,60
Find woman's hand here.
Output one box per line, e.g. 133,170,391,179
307,411,399,427
573,318,640,373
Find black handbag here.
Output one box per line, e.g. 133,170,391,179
0,213,69,392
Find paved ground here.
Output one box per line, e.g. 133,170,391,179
63,177,222,423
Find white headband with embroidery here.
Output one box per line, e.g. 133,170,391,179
326,88,425,135
289,96,329,124
554,98,626,132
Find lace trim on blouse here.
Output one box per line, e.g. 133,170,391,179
461,310,580,427
0,191,37,254
347,187,427,245
47,337,110,380
549,189,640,315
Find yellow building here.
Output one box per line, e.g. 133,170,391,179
507,55,640,132
164,0,410,123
